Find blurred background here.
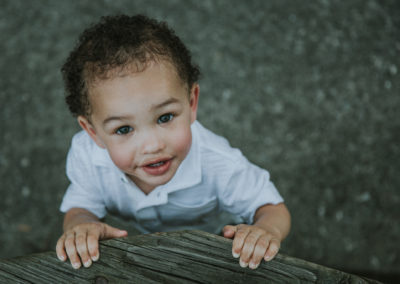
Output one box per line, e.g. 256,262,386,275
0,0,399,282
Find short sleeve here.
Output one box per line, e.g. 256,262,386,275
218,155,283,224
59,133,107,218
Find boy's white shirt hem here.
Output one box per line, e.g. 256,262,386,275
60,121,283,234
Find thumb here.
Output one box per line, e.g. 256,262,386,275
222,225,237,239
101,224,128,240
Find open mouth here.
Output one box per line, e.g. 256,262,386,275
142,158,173,175
148,161,166,167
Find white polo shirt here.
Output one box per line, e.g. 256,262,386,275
60,121,283,234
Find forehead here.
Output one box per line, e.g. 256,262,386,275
87,59,186,93
86,61,189,117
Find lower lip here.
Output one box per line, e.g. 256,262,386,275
142,159,172,176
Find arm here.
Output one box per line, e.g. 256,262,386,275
63,207,101,231
56,208,128,269
253,203,291,241
223,203,291,269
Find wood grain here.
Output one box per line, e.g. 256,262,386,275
0,230,380,283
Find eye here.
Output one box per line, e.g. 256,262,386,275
116,126,133,135
158,113,174,124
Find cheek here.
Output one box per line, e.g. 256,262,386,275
170,126,192,157
107,145,134,170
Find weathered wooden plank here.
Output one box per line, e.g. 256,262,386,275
0,267,31,283
0,230,380,283
109,231,315,283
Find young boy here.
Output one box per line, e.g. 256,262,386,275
56,14,290,271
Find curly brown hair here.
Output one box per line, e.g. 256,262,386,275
61,14,200,117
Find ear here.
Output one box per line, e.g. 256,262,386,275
189,83,200,124
77,116,106,149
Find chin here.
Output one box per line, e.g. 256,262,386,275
154,175,174,187
159,169,179,185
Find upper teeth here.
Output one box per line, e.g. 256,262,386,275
149,161,164,167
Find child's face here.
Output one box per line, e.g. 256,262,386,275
78,61,199,194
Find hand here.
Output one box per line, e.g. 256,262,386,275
56,222,127,269
223,224,281,270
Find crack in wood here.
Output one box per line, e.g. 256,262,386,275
0,230,381,283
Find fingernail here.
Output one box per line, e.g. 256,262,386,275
249,262,259,269
239,259,248,268
232,251,240,258
57,255,65,261
265,254,272,261
72,262,81,269
91,254,99,262
83,259,92,268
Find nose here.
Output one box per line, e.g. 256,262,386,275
139,128,166,154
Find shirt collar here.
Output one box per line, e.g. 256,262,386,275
90,121,202,192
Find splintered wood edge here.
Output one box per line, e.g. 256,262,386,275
101,230,380,283
0,230,381,283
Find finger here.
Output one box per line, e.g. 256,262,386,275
56,235,67,262
231,225,251,260
231,225,249,259
249,235,269,269
102,224,128,240
87,230,101,262
239,230,263,268
75,231,92,268
264,238,280,261
222,225,237,239
65,232,82,269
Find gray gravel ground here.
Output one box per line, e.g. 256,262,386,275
0,0,399,282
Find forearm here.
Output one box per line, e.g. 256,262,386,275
63,207,100,232
253,203,291,241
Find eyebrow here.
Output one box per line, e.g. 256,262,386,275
102,98,180,126
102,115,132,126
151,97,180,110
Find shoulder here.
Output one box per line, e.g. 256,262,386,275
192,121,243,164
192,121,247,185
67,130,95,167
67,130,109,168
70,130,95,150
